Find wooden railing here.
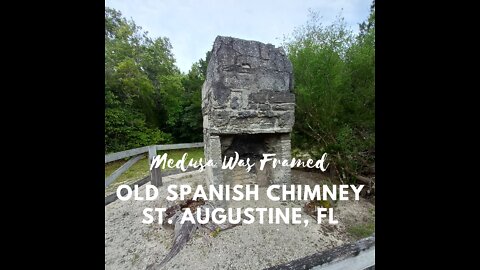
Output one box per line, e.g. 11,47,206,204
105,142,204,188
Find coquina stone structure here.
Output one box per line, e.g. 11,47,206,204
202,36,295,189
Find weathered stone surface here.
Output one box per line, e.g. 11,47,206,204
202,36,296,190
230,96,240,109
202,36,295,133
271,103,295,111
212,81,230,107
237,110,258,118
269,91,295,103
248,90,269,103
202,36,295,124
202,36,295,134
269,134,291,184
212,110,229,127
258,109,275,118
277,112,294,128
247,103,258,110
258,104,270,111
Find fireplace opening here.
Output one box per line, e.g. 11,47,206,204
220,134,285,187
202,36,294,190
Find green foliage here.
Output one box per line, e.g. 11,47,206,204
175,53,211,143
285,4,375,182
346,207,375,240
359,0,375,38
105,7,205,153
105,106,173,153
347,221,375,240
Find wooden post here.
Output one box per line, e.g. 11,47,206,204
148,145,162,187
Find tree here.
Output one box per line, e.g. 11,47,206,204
105,7,183,152
175,51,212,142
285,5,375,184
359,0,375,38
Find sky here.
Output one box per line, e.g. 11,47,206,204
105,0,372,73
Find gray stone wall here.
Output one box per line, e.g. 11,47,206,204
202,36,295,135
202,36,295,189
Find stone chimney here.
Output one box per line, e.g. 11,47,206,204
202,36,295,188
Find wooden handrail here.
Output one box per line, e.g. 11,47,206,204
156,142,204,151
105,142,204,164
105,142,204,188
105,154,144,187
105,146,149,164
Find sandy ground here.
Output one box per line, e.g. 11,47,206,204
105,170,374,270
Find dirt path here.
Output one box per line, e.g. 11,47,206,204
105,170,374,270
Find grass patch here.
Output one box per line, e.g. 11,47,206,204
105,157,150,182
105,148,204,194
347,222,375,240
346,208,375,240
